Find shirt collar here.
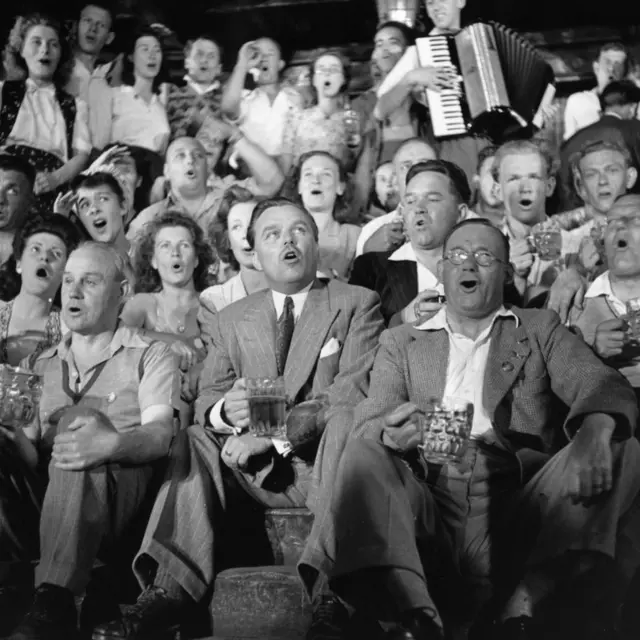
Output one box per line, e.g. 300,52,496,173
53,325,148,361
502,214,550,240
585,271,614,299
184,75,221,95
120,85,159,105
25,78,55,94
272,281,314,320
415,305,520,334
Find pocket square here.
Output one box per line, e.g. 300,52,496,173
320,337,341,359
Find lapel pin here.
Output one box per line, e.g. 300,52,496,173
501,362,514,372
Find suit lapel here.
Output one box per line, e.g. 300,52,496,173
408,328,449,404
483,315,531,417
284,280,338,401
238,292,278,377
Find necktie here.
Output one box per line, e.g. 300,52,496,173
276,296,295,376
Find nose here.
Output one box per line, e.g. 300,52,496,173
598,172,609,185
67,282,82,299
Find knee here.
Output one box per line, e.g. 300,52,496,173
339,438,394,481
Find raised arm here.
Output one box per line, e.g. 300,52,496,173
220,42,259,120
233,131,284,196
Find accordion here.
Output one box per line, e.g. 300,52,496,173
415,22,556,141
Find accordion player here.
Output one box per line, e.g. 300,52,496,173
415,22,556,142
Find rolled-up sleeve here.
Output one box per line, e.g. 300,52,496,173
138,341,181,412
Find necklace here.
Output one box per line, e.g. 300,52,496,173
157,293,198,336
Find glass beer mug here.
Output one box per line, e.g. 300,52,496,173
418,397,473,465
0,365,43,428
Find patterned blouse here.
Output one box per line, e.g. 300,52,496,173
281,105,352,169
0,300,63,368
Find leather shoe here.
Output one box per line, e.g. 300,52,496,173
493,616,538,640
388,608,444,640
306,595,349,640
9,583,78,640
91,587,181,640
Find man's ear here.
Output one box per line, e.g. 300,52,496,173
278,60,285,72
626,166,638,190
252,250,263,272
336,180,346,197
503,261,514,285
457,203,469,221
545,175,556,198
457,0,467,9
592,60,600,78
494,181,504,204
105,32,115,47
119,277,132,302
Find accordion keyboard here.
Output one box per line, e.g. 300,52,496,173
415,37,468,138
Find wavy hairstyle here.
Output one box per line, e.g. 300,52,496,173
0,214,82,302
3,13,75,88
121,24,170,94
208,185,259,272
132,211,216,294
284,150,359,225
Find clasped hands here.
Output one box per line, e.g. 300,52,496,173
51,410,118,471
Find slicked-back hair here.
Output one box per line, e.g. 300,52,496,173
247,197,319,250
405,159,471,205
0,153,36,188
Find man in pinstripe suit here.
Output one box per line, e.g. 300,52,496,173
94,198,384,640
298,218,640,640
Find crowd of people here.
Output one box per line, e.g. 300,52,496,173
2,0,640,639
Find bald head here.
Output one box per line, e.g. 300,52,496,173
165,137,208,194
393,138,438,197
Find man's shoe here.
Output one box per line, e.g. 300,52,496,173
388,608,444,640
8,583,78,640
0,585,32,637
493,616,539,640
91,586,182,640
306,594,350,640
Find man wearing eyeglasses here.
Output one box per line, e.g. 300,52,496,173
299,217,640,640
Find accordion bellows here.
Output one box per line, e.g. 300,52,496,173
416,22,556,142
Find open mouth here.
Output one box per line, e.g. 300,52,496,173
459,278,479,293
260,64,269,72
310,188,323,196
617,238,629,250
598,191,612,199
518,198,533,209
282,248,300,264
323,80,332,88
35,266,50,279
38,58,52,66
414,216,428,228
185,168,196,179
93,218,107,231
66,304,82,315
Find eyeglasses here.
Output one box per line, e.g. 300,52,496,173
444,248,504,267
606,214,640,230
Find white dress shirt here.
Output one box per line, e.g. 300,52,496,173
109,86,170,154
563,89,601,141
388,242,444,293
237,86,302,157
208,282,314,452
66,58,115,150
415,306,519,440
0,79,91,161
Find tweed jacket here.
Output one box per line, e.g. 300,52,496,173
196,278,384,481
353,307,637,470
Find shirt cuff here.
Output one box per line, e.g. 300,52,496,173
208,398,239,434
272,438,293,457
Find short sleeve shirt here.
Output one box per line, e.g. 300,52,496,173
25,325,180,448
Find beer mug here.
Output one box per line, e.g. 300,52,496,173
246,377,287,438
530,220,563,262
0,365,43,429
625,299,640,344
418,397,473,465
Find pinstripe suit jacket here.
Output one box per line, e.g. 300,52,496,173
196,278,384,485
353,307,637,471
